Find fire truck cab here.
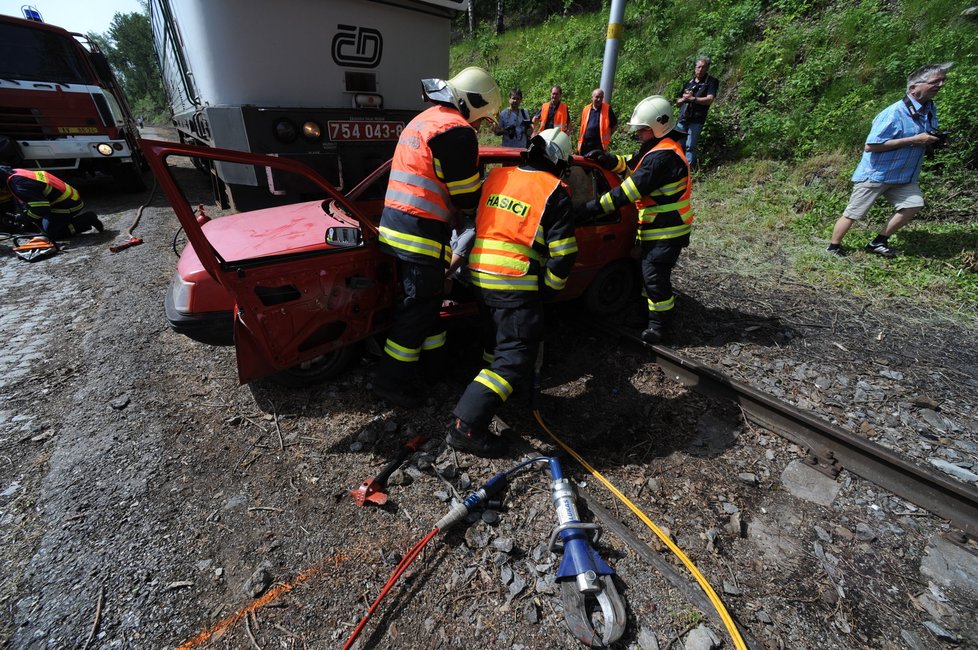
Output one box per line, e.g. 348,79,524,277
0,13,145,191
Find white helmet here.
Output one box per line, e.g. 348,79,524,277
422,66,501,125
627,95,675,138
530,127,572,166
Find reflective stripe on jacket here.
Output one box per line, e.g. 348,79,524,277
577,102,612,152
469,166,562,292
632,140,693,242
384,105,473,224
10,169,84,218
538,102,569,133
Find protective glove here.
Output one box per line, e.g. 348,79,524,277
573,199,604,224
585,149,618,171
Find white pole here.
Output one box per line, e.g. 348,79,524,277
599,0,627,102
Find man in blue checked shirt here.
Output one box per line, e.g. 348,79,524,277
827,62,953,258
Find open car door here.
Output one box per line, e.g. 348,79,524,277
140,139,397,384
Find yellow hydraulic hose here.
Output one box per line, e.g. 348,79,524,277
533,409,748,650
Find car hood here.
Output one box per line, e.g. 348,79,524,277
201,199,352,263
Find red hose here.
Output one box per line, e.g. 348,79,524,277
341,528,440,650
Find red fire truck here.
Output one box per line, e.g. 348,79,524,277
0,12,146,191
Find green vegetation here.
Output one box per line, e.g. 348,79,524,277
455,0,978,320
90,9,169,124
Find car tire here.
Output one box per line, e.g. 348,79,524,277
268,344,360,387
584,260,637,316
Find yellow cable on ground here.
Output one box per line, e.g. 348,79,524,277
533,409,748,650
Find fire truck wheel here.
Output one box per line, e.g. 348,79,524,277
584,260,637,316
113,162,148,193
268,344,361,387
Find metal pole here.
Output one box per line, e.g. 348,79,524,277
599,0,627,103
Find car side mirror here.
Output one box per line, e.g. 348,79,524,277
326,226,363,247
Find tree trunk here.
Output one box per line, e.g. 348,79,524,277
495,0,504,34
468,1,474,33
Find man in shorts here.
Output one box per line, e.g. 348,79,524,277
827,62,952,258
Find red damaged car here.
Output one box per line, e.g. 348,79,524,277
142,139,639,386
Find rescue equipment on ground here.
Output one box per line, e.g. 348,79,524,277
12,235,58,262
343,456,626,649
350,434,427,506
111,170,157,253
547,456,626,646
110,236,143,253
534,410,749,650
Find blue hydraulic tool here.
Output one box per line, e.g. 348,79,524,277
434,458,626,647
546,457,626,647
434,471,510,532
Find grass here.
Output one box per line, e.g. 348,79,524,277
691,155,978,322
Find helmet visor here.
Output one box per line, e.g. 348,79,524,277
421,78,455,105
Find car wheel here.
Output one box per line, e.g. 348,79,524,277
268,344,360,387
584,260,637,316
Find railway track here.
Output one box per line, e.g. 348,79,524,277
587,319,978,541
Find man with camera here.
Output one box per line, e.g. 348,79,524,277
828,62,953,258
494,88,532,148
675,57,718,167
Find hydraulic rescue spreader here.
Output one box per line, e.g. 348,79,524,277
435,457,626,647
546,457,627,647
346,456,626,649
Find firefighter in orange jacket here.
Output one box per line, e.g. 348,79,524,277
0,166,103,238
577,87,618,154
373,67,501,409
580,96,692,345
531,86,570,137
447,128,578,457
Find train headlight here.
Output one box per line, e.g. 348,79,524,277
274,119,298,143
302,121,322,141
96,143,114,156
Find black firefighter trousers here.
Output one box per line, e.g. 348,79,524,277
453,299,544,432
641,241,685,331
375,258,447,388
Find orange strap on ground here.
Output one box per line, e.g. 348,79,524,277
176,564,321,649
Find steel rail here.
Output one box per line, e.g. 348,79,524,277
588,319,978,539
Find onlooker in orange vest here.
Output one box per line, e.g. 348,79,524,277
531,86,570,136
577,87,618,154
0,166,103,238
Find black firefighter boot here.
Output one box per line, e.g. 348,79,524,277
75,211,104,233
446,418,506,458
641,311,671,345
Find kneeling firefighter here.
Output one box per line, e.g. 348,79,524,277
373,67,501,409
447,128,579,457
579,95,693,344
0,166,103,239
